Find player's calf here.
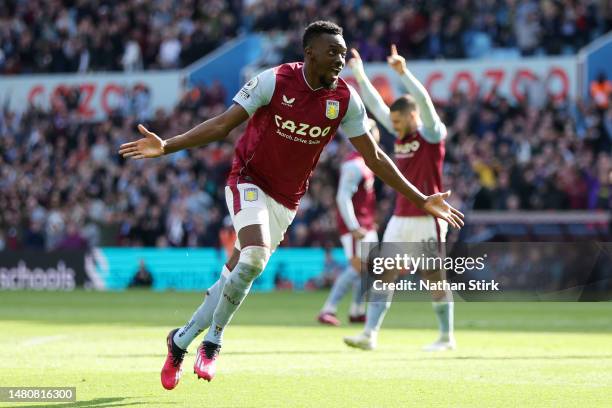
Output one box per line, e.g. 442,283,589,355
421,269,455,350
207,245,270,339
197,245,270,382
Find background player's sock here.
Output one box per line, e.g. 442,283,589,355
363,289,393,337
349,272,365,316
173,268,229,350
432,300,454,341
204,246,269,346
321,266,356,314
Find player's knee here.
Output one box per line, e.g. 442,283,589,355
238,245,270,279
225,248,241,271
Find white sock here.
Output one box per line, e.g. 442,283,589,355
173,267,229,350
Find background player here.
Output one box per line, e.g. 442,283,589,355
317,119,380,326
344,45,455,351
119,22,464,387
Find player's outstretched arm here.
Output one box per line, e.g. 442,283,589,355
118,104,249,159
349,49,395,134
350,133,464,228
387,44,441,132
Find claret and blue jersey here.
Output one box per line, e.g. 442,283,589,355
229,62,369,210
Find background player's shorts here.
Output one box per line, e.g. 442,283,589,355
225,183,296,252
381,216,449,274
340,229,378,260
382,215,448,243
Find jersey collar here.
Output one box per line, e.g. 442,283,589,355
301,66,324,92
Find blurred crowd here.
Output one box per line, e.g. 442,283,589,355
0,0,240,73
2,0,612,74
0,0,611,251
251,0,610,64
1,77,610,251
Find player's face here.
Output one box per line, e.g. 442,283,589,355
407,110,420,132
308,34,347,89
390,110,409,137
390,109,419,137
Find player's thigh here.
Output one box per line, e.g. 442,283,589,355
340,233,360,273
357,230,379,273
411,216,448,255
341,230,378,258
381,217,411,270
225,184,271,248
410,217,450,282
340,233,355,260
266,195,296,251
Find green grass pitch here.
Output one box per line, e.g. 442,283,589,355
0,290,611,407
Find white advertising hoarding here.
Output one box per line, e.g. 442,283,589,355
0,71,183,120
342,56,576,106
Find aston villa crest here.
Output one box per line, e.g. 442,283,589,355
325,100,339,119
244,188,258,202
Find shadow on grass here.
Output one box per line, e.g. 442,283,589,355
452,354,612,361
377,354,612,362
97,350,342,359
9,397,165,408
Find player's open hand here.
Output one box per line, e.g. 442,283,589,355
387,44,407,75
422,191,464,229
118,124,165,159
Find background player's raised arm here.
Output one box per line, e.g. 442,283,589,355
340,82,463,228
348,49,394,134
387,44,446,142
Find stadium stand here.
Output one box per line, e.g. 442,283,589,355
1,81,609,249
2,0,611,74
0,1,610,250
0,0,240,73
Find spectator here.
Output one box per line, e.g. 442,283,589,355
121,33,143,72
590,72,612,110
23,220,45,250
129,259,154,288
158,29,181,69
515,2,541,56
55,222,89,250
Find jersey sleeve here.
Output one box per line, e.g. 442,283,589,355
419,121,447,144
340,85,370,138
336,159,363,231
232,68,276,116
399,70,446,143
352,66,395,134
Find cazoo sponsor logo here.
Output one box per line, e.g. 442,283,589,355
274,115,331,145
395,140,421,156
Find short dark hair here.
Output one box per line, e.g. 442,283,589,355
302,20,343,49
390,95,418,113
